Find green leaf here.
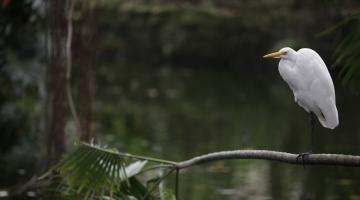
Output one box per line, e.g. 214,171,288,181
321,9,360,88
41,142,174,199
317,10,360,37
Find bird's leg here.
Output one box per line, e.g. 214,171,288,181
310,112,315,153
296,112,316,167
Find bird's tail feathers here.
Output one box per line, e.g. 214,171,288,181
317,104,339,129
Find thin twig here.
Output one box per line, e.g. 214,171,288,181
138,164,174,175
142,168,175,200
79,142,177,165
65,0,81,135
175,168,179,200
65,0,74,81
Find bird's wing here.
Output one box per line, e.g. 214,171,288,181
296,48,338,129
297,49,334,95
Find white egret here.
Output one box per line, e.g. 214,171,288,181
263,47,339,155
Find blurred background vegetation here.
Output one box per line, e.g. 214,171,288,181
1,0,360,199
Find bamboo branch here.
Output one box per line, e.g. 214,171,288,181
175,150,360,169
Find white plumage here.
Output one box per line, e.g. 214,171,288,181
264,47,339,129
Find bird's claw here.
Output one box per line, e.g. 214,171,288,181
296,152,312,169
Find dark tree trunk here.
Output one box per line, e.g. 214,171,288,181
78,44,95,142
75,5,97,142
47,0,66,165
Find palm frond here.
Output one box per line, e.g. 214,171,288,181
40,142,176,200
316,10,360,37
319,10,360,90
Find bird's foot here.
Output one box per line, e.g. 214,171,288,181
296,152,312,169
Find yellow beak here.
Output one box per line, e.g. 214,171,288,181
263,51,285,59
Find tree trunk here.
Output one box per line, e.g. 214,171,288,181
47,0,66,165
75,6,97,142
78,43,95,142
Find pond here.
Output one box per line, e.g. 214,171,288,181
97,62,360,200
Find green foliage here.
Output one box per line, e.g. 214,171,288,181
0,0,45,187
319,10,360,92
93,2,284,69
41,142,176,200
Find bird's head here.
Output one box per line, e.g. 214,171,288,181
263,47,297,60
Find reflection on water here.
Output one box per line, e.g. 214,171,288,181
98,64,360,200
